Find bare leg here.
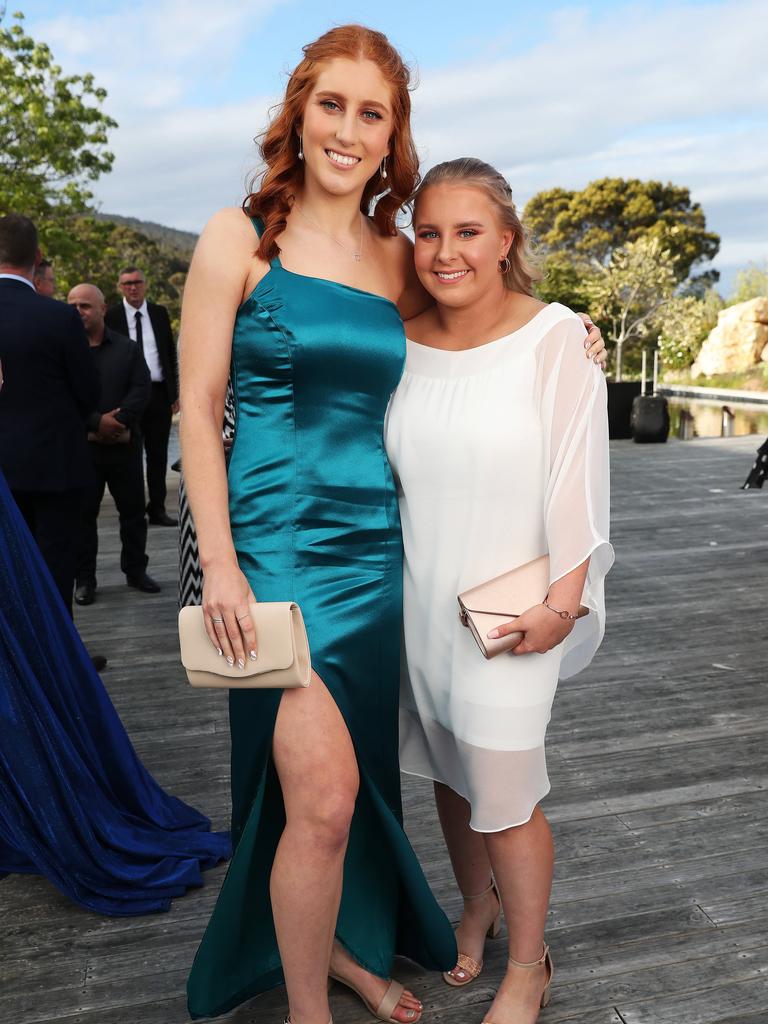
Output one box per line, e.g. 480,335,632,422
483,806,554,1024
272,671,420,1024
434,782,501,982
272,671,358,1024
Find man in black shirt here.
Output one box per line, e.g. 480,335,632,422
68,283,162,604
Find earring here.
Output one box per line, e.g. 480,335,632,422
498,256,511,274
298,133,304,161
380,155,388,180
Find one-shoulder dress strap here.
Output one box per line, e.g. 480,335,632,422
248,214,281,269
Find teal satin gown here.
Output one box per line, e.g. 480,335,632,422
187,219,456,1018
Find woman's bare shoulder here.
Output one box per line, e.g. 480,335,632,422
186,208,268,305
199,206,257,245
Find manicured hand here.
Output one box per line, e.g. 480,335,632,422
488,603,573,656
578,313,607,367
202,560,258,669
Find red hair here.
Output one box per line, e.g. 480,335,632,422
243,25,419,262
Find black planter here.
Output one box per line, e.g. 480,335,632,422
607,381,642,439
631,395,670,443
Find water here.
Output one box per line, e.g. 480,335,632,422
667,398,768,440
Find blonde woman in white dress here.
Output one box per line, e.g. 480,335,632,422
384,159,613,1024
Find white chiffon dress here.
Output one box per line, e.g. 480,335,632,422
384,303,613,832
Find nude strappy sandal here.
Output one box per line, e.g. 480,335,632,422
329,972,421,1024
443,879,502,987
482,944,554,1022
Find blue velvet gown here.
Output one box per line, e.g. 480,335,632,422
0,469,230,914
186,220,456,1017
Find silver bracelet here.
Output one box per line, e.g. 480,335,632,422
543,599,580,621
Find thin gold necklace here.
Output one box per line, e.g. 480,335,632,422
295,205,364,262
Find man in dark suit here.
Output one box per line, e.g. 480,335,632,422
68,284,161,604
0,214,99,615
105,267,179,526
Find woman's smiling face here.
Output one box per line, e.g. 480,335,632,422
300,58,393,199
413,183,513,306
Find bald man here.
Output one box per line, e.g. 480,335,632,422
68,284,161,604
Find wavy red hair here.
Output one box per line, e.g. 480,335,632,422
243,25,419,262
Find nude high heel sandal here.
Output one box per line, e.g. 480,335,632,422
482,944,554,1022
328,973,421,1024
442,879,502,987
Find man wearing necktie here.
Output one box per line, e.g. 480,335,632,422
106,267,179,526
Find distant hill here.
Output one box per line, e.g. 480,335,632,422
96,212,198,256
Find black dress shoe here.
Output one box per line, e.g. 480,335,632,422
126,572,162,594
90,654,108,672
74,581,96,605
147,511,178,526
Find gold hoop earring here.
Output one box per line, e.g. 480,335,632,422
498,256,511,274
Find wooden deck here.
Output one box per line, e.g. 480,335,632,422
1,434,767,1024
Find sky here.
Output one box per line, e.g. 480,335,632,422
13,0,768,293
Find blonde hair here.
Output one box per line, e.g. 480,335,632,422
414,158,541,295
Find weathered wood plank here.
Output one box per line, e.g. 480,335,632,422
1,433,767,1024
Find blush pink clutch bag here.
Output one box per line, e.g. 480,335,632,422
458,554,551,659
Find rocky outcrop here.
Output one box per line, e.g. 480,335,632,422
692,297,768,377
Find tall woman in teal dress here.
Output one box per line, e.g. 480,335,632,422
180,26,457,1023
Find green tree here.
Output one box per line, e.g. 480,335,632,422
0,9,117,258
526,177,720,307
729,261,768,305
656,290,723,372
534,252,593,311
0,11,190,328
55,219,189,330
585,237,677,380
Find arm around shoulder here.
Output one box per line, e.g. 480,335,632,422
391,230,433,321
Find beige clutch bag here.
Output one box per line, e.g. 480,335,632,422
458,554,551,659
178,601,311,688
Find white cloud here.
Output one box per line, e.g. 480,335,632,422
35,0,285,116
29,0,285,227
94,99,273,229
411,0,768,277
24,0,768,279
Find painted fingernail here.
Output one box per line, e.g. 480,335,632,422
226,656,234,667
237,658,245,669
249,650,258,661
584,338,590,349
217,647,223,657
487,628,500,639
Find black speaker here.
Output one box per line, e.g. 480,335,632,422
631,395,670,443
